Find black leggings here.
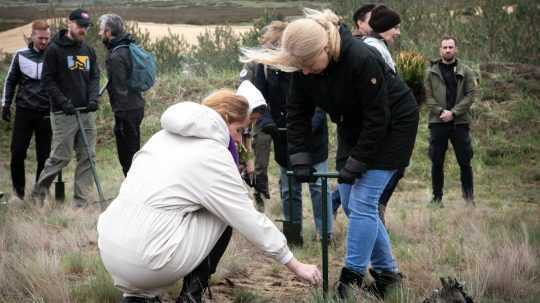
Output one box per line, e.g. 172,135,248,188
183,226,232,285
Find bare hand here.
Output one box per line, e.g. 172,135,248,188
246,159,255,175
439,110,454,122
285,258,322,286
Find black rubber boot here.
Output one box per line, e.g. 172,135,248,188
176,275,209,303
121,296,161,303
336,267,364,299
366,268,403,300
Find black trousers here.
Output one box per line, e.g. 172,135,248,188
429,123,474,200
10,107,52,198
378,167,405,207
114,108,144,176
182,226,232,288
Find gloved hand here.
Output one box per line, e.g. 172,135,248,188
61,101,76,115
261,122,278,137
338,157,367,184
2,105,11,122
290,152,317,183
292,164,317,183
87,101,98,112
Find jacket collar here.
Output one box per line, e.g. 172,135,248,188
366,32,388,46
429,58,465,78
106,32,134,50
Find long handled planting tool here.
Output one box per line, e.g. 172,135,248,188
274,127,303,246
286,170,338,298
74,109,106,210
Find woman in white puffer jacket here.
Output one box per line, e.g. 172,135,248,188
97,90,321,303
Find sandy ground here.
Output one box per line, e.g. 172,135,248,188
0,21,251,54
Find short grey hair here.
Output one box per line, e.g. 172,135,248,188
99,14,125,37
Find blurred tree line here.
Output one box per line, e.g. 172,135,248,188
331,0,539,64
34,0,538,79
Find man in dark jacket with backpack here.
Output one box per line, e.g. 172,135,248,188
99,14,146,176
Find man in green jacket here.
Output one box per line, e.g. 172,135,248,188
425,36,477,206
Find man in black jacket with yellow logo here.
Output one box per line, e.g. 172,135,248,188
98,14,145,176
32,9,100,208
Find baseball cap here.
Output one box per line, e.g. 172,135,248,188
69,8,92,27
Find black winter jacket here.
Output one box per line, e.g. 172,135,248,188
253,64,328,167
2,43,49,112
105,33,145,112
42,29,100,112
287,25,418,171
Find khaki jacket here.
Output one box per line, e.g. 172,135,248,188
424,60,477,124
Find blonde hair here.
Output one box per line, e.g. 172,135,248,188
241,8,341,72
202,89,249,124
259,21,288,48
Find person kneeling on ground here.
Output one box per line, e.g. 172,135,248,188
97,90,321,303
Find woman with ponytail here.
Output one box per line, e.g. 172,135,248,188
242,8,418,300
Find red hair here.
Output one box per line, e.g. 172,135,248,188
31,20,50,32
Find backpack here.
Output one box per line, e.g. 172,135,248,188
113,43,157,92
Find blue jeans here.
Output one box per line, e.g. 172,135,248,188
339,170,397,273
280,160,333,236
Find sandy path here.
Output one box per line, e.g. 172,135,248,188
0,21,251,54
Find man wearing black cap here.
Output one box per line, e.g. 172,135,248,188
32,8,100,208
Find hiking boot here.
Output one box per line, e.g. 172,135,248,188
121,296,161,303
463,192,475,207
429,197,443,208
176,275,210,303
366,268,403,300
336,267,364,299
254,192,265,212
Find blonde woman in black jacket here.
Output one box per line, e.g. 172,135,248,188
242,8,418,300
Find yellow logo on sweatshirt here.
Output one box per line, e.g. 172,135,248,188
67,56,90,71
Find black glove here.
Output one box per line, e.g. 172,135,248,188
261,122,278,137
61,101,76,115
290,152,317,183
338,157,367,184
87,101,98,112
242,171,255,187
2,105,11,122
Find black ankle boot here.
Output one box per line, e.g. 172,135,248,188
121,296,161,303
366,268,403,299
176,275,209,303
336,267,364,299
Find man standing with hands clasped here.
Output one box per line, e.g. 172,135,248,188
425,36,477,207
32,8,100,208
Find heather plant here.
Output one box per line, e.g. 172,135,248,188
396,51,427,104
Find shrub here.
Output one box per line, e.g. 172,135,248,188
396,51,427,104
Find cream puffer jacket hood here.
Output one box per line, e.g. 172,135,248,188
97,102,292,293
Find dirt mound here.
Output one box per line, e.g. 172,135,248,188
0,21,251,54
